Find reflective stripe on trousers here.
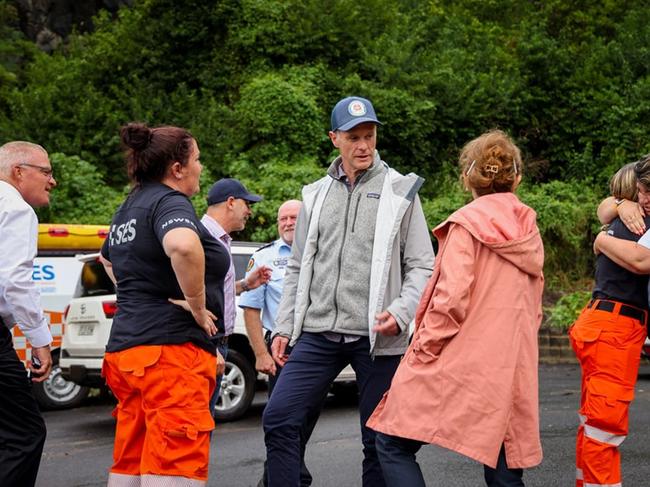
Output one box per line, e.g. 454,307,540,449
584,483,622,487
108,472,207,486
569,303,647,487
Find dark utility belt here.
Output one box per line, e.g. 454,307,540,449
587,299,648,325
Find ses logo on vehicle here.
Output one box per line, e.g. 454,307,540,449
32,257,84,296
33,264,55,281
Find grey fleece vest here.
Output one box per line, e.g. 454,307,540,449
303,162,387,335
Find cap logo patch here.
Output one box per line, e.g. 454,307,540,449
348,100,367,117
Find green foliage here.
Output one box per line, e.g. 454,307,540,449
518,181,600,289
4,0,650,291
545,290,592,331
420,176,470,231
420,177,602,289
36,153,123,224
232,156,323,242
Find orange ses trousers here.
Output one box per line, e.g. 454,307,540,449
569,300,647,487
102,343,217,486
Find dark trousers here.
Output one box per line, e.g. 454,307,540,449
0,324,47,487
375,432,525,487
262,336,322,487
209,341,229,415
263,332,400,487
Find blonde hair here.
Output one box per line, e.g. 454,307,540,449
459,130,522,196
609,162,638,201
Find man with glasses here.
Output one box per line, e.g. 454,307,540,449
0,141,57,487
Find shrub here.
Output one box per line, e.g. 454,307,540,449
36,153,123,224
545,290,591,331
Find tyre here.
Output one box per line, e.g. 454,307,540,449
213,348,256,422
32,354,90,410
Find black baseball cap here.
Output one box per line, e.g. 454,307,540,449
206,178,262,205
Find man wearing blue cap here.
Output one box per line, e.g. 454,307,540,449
263,97,434,487
201,178,272,415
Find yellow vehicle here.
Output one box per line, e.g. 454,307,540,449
11,223,109,409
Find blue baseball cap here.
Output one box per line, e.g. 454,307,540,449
207,178,262,205
330,96,382,132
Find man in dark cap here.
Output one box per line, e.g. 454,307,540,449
262,97,434,487
201,178,271,414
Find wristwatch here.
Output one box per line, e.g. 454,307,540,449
240,279,250,292
614,198,625,206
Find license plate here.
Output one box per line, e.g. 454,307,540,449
78,324,94,336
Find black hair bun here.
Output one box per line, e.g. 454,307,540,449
120,122,151,151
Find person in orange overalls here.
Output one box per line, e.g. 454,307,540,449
572,158,650,487
100,123,229,486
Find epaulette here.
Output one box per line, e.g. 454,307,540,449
254,241,275,253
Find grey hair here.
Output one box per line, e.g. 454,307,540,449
0,141,48,178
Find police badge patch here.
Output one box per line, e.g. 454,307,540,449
246,258,255,272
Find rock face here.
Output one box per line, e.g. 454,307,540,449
15,0,133,52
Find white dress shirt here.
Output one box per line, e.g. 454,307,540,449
0,180,52,347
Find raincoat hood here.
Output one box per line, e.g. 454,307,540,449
434,192,543,277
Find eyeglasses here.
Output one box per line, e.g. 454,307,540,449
18,163,54,178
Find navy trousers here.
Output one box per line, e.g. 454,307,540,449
209,341,229,415
261,339,322,487
375,432,525,487
263,332,400,487
0,324,47,487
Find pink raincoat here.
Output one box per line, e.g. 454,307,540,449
367,192,544,469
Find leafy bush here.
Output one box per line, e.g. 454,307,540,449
518,180,600,290
36,153,123,224
420,177,601,290
545,290,592,331
5,0,648,290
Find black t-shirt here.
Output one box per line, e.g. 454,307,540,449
100,183,230,354
592,216,650,309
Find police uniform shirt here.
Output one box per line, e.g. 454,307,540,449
238,239,291,332
101,183,230,355
593,216,650,309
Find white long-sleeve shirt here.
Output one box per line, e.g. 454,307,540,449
0,180,52,347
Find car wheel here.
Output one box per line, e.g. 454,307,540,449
32,354,90,410
213,349,256,422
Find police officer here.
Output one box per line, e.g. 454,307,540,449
240,200,300,384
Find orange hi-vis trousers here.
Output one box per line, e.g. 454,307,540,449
103,343,217,487
569,299,647,487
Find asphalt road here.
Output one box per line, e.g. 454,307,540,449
36,363,650,486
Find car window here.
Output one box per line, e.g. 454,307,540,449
232,252,253,280
80,258,116,296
